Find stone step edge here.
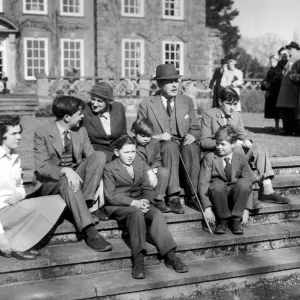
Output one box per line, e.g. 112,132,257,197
1,221,299,274
53,196,300,234
2,246,300,300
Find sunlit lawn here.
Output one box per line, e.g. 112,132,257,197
19,113,300,172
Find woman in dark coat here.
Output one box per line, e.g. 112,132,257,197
261,55,282,131
82,82,127,162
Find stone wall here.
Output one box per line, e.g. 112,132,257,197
96,0,210,80
3,0,95,92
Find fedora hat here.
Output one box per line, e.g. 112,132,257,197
153,64,182,80
89,82,114,102
286,41,300,50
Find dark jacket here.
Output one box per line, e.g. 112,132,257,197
82,101,127,153
136,138,162,169
104,157,154,216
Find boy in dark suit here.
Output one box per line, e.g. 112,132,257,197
200,87,290,205
104,135,188,279
199,125,257,235
131,118,171,213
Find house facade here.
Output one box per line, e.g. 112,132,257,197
95,0,211,80
0,0,95,92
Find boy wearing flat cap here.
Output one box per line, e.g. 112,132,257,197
137,64,201,214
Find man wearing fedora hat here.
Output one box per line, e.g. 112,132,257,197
137,64,201,214
277,41,300,135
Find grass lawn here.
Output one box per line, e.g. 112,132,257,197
18,113,300,171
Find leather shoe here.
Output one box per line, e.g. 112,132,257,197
232,218,244,235
91,209,110,221
214,219,228,234
28,249,41,256
260,193,290,204
132,262,146,279
168,197,185,214
166,257,188,273
154,200,171,213
85,234,113,252
10,251,37,260
91,214,99,225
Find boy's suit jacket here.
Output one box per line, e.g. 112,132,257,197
104,157,154,216
200,107,248,151
136,138,162,169
82,101,127,152
33,121,95,188
198,151,257,210
137,93,201,141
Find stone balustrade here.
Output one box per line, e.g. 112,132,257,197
36,76,263,109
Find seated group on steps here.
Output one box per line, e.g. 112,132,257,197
0,64,290,280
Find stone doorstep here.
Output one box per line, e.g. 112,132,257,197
21,156,300,184
50,196,300,236
0,221,299,275
2,247,300,300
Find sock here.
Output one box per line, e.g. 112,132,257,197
165,249,176,262
262,179,274,195
84,225,99,238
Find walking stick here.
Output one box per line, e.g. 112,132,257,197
172,136,213,234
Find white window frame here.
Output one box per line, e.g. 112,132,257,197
60,0,84,17
162,41,184,76
24,37,49,80
23,0,48,15
121,0,144,17
162,0,184,20
60,39,84,77
122,39,145,78
0,0,3,13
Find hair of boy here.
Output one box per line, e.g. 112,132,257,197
52,95,85,120
0,115,22,145
219,87,240,103
131,118,153,137
215,125,237,144
114,135,137,151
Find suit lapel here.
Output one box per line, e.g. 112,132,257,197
213,154,227,181
86,104,108,138
132,159,144,185
231,152,240,180
110,103,119,137
175,94,185,137
49,122,63,158
216,109,225,128
70,130,80,161
149,95,166,132
115,158,134,184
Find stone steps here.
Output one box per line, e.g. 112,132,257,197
2,246,300,300
2,220,300,287
0,94,38,116
2,155,298,299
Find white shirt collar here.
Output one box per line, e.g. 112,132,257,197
160,94,175,108
0,146,19,163
223,152,233,161
56,122,69,137
99,110,110,119
220,110,233,120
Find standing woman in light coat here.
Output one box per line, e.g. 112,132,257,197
0,115,65,260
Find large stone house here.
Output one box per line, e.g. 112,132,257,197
96,0,211,79
0,0,95,92
0,0,213,94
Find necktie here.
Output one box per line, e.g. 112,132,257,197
166,99,172,117
125,165,134,179
63,130,71,152
225,116,231,125
224,157,232,182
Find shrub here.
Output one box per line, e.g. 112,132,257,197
241,89,265,113
35,104,53,117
